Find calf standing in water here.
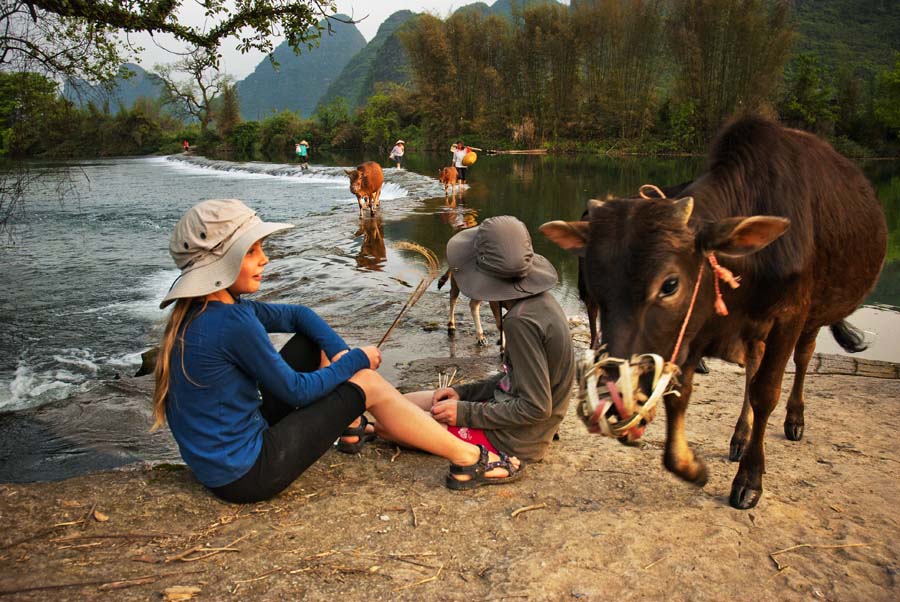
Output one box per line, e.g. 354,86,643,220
543,116,886,509
346,161,384,217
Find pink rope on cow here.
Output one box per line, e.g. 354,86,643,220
707,253,740,316
670,263,704,365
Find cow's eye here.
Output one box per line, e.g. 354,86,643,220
659,276,679,298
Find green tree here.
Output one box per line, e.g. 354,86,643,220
780,52,835,133
0,72,63,157
215,83,241,138
874,55,900,135
358,94,400,150
668,0,794,143
257,111,305,161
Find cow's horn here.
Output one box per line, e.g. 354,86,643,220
674,197,693,225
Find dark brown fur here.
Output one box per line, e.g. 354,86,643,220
543,116,887,509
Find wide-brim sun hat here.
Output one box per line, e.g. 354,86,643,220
395,139,405,145
300,140,308,145
160,199,294,309
446,215,557,302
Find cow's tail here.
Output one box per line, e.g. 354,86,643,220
437,269,451,290
830,320,869,353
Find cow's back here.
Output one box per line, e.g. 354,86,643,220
689,117,886,325
360,161,384,194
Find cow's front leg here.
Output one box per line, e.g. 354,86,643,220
784,328,817,441
730,322,801,509
370,189,381,216
469,299,487,346
663,364,707,486
488,301,504,351
357,196,365,217
730,339,764,461
447,284,460,337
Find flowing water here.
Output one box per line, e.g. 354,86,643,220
1,151,898,481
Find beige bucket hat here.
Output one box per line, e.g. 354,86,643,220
446,215,557,302
160,199,294,308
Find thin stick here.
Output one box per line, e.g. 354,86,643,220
393,563,444,592
769,542,870,571
165,531,253,563
510,503,548,519
377,242,439,348
446,367,458,388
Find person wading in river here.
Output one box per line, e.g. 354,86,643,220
151,199,521,503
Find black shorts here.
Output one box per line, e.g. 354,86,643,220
456,166,468,181
211,334,365,503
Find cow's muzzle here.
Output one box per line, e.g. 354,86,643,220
575,349,680,443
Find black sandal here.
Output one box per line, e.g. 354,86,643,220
336,415,377,454
445,444,524,490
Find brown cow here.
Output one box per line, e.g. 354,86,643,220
542,116,887,509
345,161,384,217
439,166,459,195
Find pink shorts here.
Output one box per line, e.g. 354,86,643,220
447,426,498,455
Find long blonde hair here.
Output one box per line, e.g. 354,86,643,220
150,298,207,431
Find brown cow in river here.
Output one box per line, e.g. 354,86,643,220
439,166,459,195
542,116,887,509
345,161,384,217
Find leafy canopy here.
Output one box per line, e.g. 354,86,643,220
2,1,341,83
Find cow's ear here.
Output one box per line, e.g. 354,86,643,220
344,169,355,176
540,220,589,256
700,216,790,257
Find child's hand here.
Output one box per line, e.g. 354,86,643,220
432,399,458,425
432,387,459,404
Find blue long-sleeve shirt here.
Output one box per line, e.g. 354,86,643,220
165,299,369,487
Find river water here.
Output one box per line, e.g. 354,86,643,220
1,152,898,481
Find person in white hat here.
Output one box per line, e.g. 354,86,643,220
389,139,405,169
152,199,521,502
405,216,575,466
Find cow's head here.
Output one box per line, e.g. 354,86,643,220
345,168,362,193
541,197,789,366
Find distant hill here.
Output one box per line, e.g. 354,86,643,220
317,10,417,111
63,63,163,109
236,16,366,120
791,0,900,75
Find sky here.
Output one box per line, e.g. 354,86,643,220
130,1,508,80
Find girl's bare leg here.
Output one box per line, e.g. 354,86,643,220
350,370,517,478
404,390,434,412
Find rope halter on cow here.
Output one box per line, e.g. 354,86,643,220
574,184,743,443
575,349,679,443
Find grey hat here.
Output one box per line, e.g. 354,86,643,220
160,199,293,309
446,215,557,302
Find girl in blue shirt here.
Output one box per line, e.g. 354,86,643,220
152,199,521,503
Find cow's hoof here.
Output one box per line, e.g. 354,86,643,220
729,483,762,509
729,435,749,462
447,326,456,337
784,420,804,441
476,337,488,347
665,455,708,487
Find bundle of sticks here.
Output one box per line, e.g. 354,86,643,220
377,242,441,348
437,367,458,389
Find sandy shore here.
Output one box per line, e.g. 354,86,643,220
2,319,899,601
